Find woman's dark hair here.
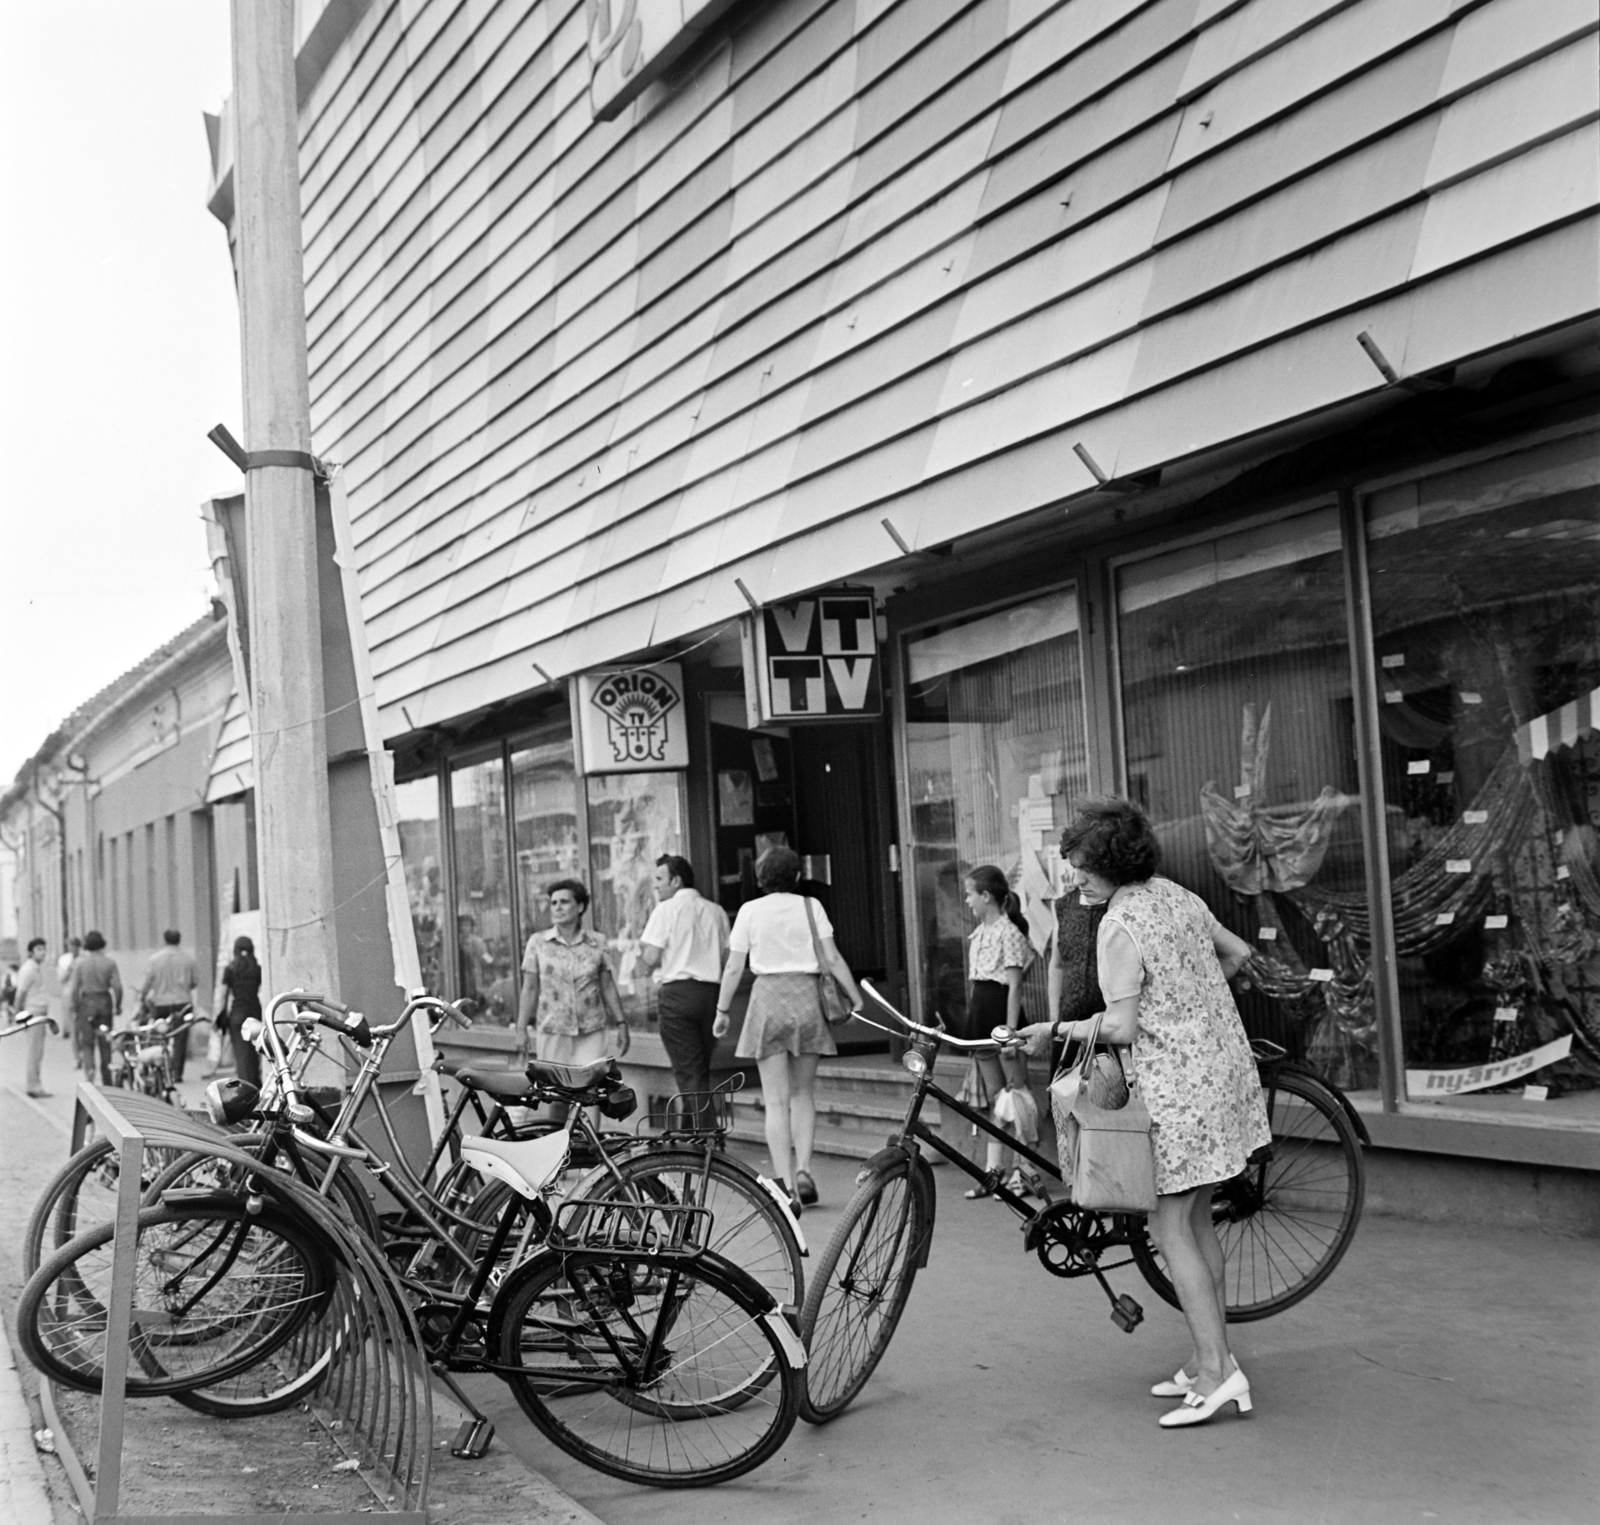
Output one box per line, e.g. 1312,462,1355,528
1059,796,1161,886
965,864,1029,938
755,846,801,893
546,877,590,911
231,935,258,968
83,930,107,952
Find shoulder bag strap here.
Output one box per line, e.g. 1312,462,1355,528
802,896,831,1020
1050,1011,1104,1086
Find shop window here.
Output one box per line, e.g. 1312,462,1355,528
904,587,1089,1031
585,772,684,1027
1115,508,1374,1089
1364,432,1600,1117
394,775,445,998
511,737,581,954
449,755,516,1024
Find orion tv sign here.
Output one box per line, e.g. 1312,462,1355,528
576,664,690,773
753,587,883,722
585,0,745,121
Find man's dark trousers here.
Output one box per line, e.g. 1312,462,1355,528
656,980,720,1124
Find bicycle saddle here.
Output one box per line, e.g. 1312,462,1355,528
460,1129,572,1200
525,1058,620,1094
454,1065,537,1102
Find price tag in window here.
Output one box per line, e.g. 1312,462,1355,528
1384,690,1404,704
1435,911,1455,926
1308,968,1334,982
1257,927,1278,941
1493,1006,1518,1023
1381,654,1405,669
1446,859,1471,874
1522,1085,1549,1102
1484,914,1509,930
1557,865,1571,881
1407,760,1431,775
1461,692,1482,705
1463,810,1488,825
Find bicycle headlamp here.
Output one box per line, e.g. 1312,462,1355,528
204,1077,261,1126
902,1047,928,1076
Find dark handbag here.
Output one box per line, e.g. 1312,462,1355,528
802,897,853,1027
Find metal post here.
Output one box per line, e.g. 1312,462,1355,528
229,0,342,1073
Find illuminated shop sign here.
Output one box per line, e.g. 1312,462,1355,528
752,587,882,722
576,663,690,772
586,0,744,121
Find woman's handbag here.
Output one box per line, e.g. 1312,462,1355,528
802,897,853,1026
1050,1016,1158,1213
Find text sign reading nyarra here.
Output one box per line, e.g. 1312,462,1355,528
586,0,744,121
759,589,882,721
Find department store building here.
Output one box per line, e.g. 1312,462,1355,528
207,0,1600,1189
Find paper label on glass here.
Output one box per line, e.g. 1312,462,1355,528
1493,1006,1518,1023
1463,810,1488,825
1522,1085,1549,1102
1557,865,1571,881
1484,914,1508,929
1381,654,1405,668
1233,784,1251,797
1384,690,1403,704
1406,760,1430,775
1257,927,1278,941
1434,912,1455,925
1406,1034,1571,1099
1460,692,1482,705
1446,859,1471,874
1308,968,1334,982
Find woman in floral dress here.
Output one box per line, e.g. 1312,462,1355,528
1017,797,1270,1428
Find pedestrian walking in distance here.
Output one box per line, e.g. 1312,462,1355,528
15,936,53,1097
215,935,264,1089
65,931,122,1085
515,878,631,1068
638,853,729,1127
1016,798,1270,1428
714,846,864,1214
56,935,82,1043
140,929,200,1083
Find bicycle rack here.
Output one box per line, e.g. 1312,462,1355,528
33,1082,431,1524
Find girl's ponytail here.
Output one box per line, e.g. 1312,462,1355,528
1001,890,1029,940
967,864,1030,938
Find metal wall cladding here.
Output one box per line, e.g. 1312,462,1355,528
293,0,1600,732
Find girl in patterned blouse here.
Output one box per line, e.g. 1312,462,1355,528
961,864,1036,1199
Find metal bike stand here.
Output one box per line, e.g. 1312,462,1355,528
34,1082,429,1524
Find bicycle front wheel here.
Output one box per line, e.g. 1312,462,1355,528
1131,1068,1365,1321
489,1248,800,1487
16,1199,334,1397
798,1160,930,1425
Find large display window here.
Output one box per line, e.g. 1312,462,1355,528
1363,432,1600,1119
393,776,445,995
510,737,581,956
1114,508,1375,1089
902,587,1090,1031
449,753,517,1022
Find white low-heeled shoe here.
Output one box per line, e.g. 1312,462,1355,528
1158,1367,1252,1428
1151,1368,1195,1398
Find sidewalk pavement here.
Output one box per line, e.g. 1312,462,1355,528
0,1021,604,1525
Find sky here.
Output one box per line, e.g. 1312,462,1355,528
0,1,241,785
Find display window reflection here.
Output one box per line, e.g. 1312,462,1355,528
1115,508,1374,1089
585,772,685,1027
449,754,517,1024
1365,433,1600,1114
394,776,445,995
511,738,581,956
904,588,1089,1032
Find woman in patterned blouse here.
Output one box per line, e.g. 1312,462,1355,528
960,864,1035,1199
515,879,629,1068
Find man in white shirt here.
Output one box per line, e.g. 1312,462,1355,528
15,937,52,1096
638,854,729,1123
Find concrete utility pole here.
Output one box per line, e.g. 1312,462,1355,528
229,0,341,1024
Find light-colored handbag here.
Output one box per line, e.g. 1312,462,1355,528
802,897,852,1026
1050,1016,1158,1213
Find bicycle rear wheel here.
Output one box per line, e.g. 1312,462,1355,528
490,1247,800,1487
1131,1068,1364,1320
798,1160,930,1425
16,1199,334,1396
578,1149,804,1308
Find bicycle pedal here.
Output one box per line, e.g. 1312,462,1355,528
450,1418,494,1459
1110,1294,1143,1333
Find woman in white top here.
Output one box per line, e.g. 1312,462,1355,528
713,846,863,1212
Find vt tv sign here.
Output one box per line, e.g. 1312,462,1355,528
754,588,882,721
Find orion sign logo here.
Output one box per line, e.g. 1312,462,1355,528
577,664,689,772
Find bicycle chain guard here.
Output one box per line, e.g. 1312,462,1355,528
1025,1203,1119,1278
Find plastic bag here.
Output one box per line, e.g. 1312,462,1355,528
206,1026,224,1066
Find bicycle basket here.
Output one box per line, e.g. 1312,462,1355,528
639,1083,738,1137
551,1198,713,1256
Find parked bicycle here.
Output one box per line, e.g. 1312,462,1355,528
106,1004,197,1102
798,981,1365,1424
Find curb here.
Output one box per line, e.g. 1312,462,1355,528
0,1304,57,1524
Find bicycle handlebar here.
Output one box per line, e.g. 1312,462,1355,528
0,1013,58,1038
859,979,1008,1051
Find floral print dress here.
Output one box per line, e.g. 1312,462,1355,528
1100,878,1271,1194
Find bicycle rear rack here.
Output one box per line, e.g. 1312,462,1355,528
551,1197,714,1256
